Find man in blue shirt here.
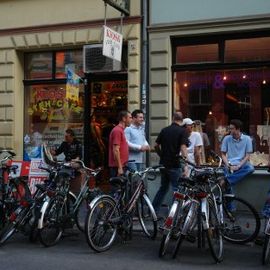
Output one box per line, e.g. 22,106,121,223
124,109,150,171
221,119,254,187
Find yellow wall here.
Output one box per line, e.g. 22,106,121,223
0,0,140,29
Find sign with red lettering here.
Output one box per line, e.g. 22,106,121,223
103,25,123,62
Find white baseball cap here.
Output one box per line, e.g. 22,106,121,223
183,118,194,125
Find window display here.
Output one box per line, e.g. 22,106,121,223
24,84,84,161
174,68,270,167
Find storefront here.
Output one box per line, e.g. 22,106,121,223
148,9,270,170
0,0,142,167
23,49,128,171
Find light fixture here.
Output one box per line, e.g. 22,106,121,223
263,80,267,84
184,82,188,87
223,75,227,81
209,111,212,115
242,75,247,79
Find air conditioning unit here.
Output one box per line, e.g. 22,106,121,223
83,44,121,73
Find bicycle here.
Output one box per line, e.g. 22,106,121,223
38,158,102,247
169,160,224,263
261,167,270,265
85,165,162,252
209,151,261,244
0,150,31,232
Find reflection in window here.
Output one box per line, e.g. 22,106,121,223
56,50,83,78
25,52,53,79
225,37,270,62
176,44,219,63
173,68,270,167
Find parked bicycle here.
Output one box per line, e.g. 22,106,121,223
38,146,102,247
261,167,270,265
0,150,32,239
159,156,224,262
85,165,162,252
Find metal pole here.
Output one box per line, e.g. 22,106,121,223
141,0,149,165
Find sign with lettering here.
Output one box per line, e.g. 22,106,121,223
103,25,123,62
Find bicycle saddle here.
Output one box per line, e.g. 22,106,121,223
109,176,127,187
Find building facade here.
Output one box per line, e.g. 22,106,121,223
149,0,270,168
0,0,142,166
148,0,270,209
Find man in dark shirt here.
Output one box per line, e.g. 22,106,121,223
51,128,82,194
152,112,189,215
52,129,82,161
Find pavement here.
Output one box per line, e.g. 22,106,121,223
0,222,267,270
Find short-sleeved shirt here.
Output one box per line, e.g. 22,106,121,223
109,125,129,167
221,133,253,165
156,123,189,168
55,139,82,161
187,131,203,164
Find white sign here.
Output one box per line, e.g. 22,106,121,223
103,25,123,62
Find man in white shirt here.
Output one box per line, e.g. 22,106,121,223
183,118,203,166
124,109,150,171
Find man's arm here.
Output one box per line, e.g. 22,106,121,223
221,151,229,167
154,143,161,157
194,145,202,166
113,144,123,175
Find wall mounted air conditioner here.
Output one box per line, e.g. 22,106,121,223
83,44,121,73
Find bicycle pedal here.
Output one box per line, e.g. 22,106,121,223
186,234,196,243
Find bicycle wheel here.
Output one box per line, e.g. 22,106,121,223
75,189,100,232
262,235,270,265
85,196,119,252
137,194,157,239
0,206,28,245
39,195,64,247
159,200,181,257
206,199,223,263
172,200,198,259
222,196,260,244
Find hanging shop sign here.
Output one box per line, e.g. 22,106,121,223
103,25,123,62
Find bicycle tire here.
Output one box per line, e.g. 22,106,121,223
137,194,157,239
39,195,64,247
158,200,181,257
262,235,270,265
85,195,119,252
172,200,198,259
75,189,100,232
206,199,223,263
0,206,28,245
222,196,260,244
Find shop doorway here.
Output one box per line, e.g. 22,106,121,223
84,73,128,186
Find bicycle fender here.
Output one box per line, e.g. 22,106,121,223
88,194,115,210
142,194,157,221
38,200,49,229
201,198,209,230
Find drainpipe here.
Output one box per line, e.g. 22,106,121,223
141,0,149,165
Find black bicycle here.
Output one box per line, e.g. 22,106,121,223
85,166,161,252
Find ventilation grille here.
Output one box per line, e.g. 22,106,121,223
83,44,121,73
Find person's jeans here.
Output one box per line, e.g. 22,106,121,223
224,162,254,186
152,167,182,214
127,162,144,172
262,187,270,217
224,162,254,211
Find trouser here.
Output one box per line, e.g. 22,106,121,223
152,167,182,214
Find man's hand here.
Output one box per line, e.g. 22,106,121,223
117,167,124,176
141,145,150,152
229,165,241,172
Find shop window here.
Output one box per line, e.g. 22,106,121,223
56,51,84,78
25,52,53,80
23,84,84,161
176,44,219,64
225,37,270,62
173,68,270,167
